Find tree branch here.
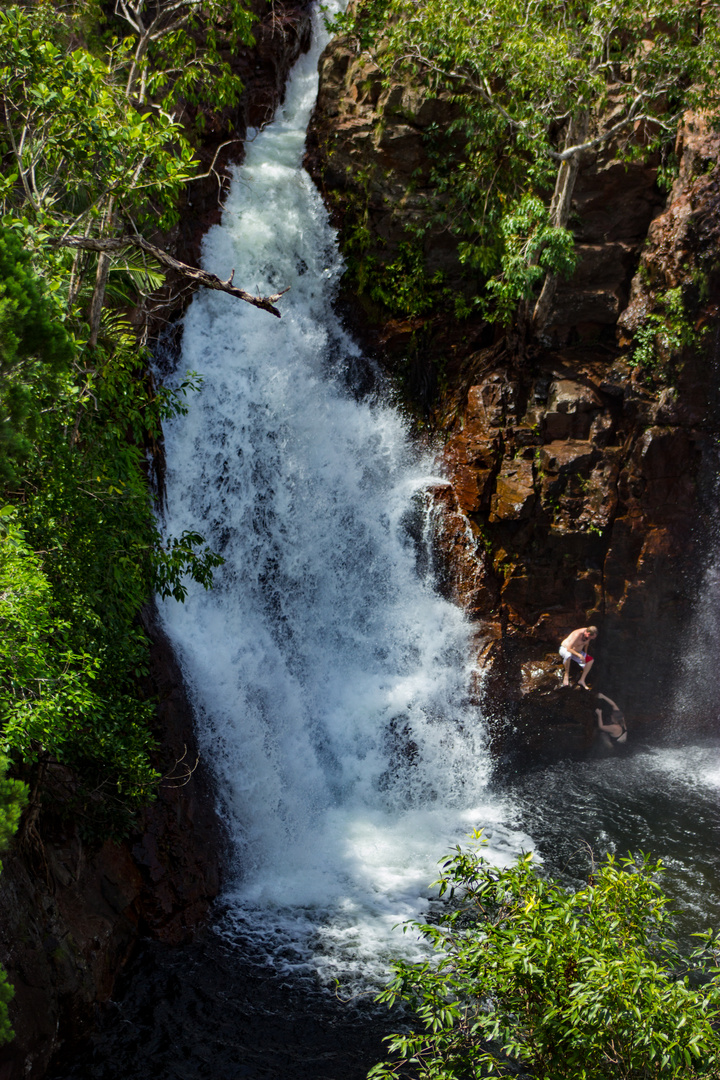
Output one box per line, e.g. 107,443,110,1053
398,49,676,163
53,235,288,317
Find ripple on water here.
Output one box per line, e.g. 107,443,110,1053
507,740,720,938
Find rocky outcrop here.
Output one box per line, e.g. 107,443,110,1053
306,37,720,744
0,614,224,1080
305,37,465,301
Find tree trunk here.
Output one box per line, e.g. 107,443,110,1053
87,199,114,349
532,111,588,333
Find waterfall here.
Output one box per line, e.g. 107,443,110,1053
157,5,523,988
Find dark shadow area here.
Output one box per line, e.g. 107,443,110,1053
47,926,399,1080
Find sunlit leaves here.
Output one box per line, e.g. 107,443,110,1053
0,229,74,483
371,839,720,1079
0,6,196,238
482,196,578,324
338,0,720,320
0,229,222,831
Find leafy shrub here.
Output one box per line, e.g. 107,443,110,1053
0,228,221,833
482,197,577,325
0,230,73,483
371,838,720,1079
631,288,707,375
332,0,720,327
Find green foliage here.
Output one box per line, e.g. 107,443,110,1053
0,229,73,483
0,5,197,237
109,0,256,119
371,838,720,1080
0,0,239,1038
0,229,221,831
631,288,707,374
482,197,577,325
369,241,446,318
334,0,720,324
0,961,13,1049
0,754,28,873
0,0,255,315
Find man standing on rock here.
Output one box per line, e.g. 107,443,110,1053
559,626,597,689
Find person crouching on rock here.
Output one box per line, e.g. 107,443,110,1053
559,626,597,689
595,691,627,745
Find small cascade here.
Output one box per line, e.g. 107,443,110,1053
157,3,522,987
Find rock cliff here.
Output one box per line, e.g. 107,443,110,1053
0,614,223,1080
306,38,720,752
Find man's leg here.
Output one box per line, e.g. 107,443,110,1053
562,656,572,686
578,657,594,688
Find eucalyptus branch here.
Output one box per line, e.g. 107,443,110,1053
553,93,673,161
395,48,678,163
189,138,242,188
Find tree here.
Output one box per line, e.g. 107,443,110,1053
0,3,284,338
0,229,222,831
112,0,254,111
339,0,720,331
370,838,720,1079
0,229,74,483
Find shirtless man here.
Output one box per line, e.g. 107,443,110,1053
559,626,597,688
595,692,627,744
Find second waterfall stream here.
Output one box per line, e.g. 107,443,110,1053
157,4,523,989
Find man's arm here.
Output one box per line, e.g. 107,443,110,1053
596,708,613,732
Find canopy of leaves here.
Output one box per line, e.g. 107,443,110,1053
335,0,720,316
0,230,73,483
0,0,256,316
111,0,255,116
0,5,196,250
371,839,720,1080
0,231,222,831
0,0,242,1039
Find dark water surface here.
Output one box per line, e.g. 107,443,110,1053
49,930,399,1080
506,738,720,940
49,737,720,1080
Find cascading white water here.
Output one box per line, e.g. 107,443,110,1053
158,5,525,986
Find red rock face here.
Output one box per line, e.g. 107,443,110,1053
307,39,720,739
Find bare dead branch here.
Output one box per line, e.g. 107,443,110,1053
161,744,200,788
53,234,288,317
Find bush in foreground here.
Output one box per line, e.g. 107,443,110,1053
370,839,720,1079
